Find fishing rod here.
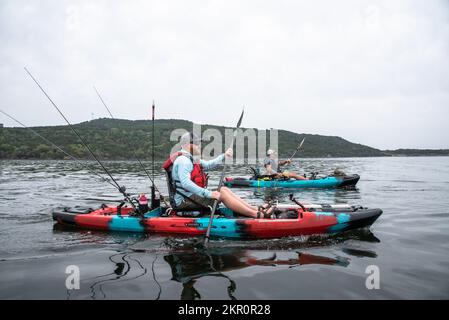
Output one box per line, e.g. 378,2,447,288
204,108,245,245
151,100,156,207
24,67,135,208
0,109,118,190
288,137,306,161
93,86,161,197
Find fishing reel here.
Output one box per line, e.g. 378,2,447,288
118,185,135,205
249,167,260,179
117,185,145,217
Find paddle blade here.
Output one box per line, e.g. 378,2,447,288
298,137,305,149
152,100,155,120
236,107,245,128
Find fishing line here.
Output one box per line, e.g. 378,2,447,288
24,67,134,206
0,109,118,190
93,86,161,194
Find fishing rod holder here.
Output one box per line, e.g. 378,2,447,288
289,194,306,214
116,201,126,217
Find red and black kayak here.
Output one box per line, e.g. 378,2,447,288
52,204,382,240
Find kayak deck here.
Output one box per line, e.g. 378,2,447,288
224,174,360,189
52,204,381,239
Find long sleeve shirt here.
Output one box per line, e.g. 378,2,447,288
172,150,225,206
263,157,279,175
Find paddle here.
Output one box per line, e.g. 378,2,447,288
288,137,306,162
204,108,244,245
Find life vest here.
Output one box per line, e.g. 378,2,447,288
138,194,148,205
162,152,208,188
138,194,149,213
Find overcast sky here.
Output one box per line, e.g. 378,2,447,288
1,0,448,149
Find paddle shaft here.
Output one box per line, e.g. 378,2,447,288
204,109,244,245
204,134,237,244
288,138,305,161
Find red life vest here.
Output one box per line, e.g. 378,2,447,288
162,152,207,188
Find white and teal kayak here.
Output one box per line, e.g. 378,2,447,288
224,174,360,189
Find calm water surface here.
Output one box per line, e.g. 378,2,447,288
0,157,448,299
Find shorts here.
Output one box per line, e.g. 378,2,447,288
281,171,290,178
177,194,216,210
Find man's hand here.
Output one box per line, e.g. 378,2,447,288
225,148,233,159
211,191,221,201
280,159,292,166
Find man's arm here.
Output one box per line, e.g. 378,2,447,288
200,154,225,170
177,157,212,198
265,164,277,175
278,159,291,166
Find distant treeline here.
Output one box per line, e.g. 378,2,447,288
0,118,446,160
383,149,449,157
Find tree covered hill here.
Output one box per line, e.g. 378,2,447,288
383,149,449,157
1,117,388,160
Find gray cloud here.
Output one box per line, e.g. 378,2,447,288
1,0,448,149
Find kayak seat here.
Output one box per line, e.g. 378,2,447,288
164,170,211,215
250,167,280,180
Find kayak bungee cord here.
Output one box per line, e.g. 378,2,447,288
93,86,162,196
0,109,118,190
204,108,245,245
24,67,135,209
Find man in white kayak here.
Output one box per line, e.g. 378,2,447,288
263,149,308,180
168,132,275,219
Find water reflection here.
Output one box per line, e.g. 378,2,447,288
160,231,378,300
165,248,239,300
83,251,160,300
164,248,351,300
341,248,378,258
81,246,354,300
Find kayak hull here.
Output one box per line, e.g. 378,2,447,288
224,174,360,189
52,204,381,239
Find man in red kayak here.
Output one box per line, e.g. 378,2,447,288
263,149,308,180
170,132,275,218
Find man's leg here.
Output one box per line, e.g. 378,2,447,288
220,187,258,210
218,187,275,218
219,190,258,218
284,172,308,180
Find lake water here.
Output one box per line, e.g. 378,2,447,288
0,157,448,299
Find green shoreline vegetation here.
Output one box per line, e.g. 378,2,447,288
0,118,447,160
